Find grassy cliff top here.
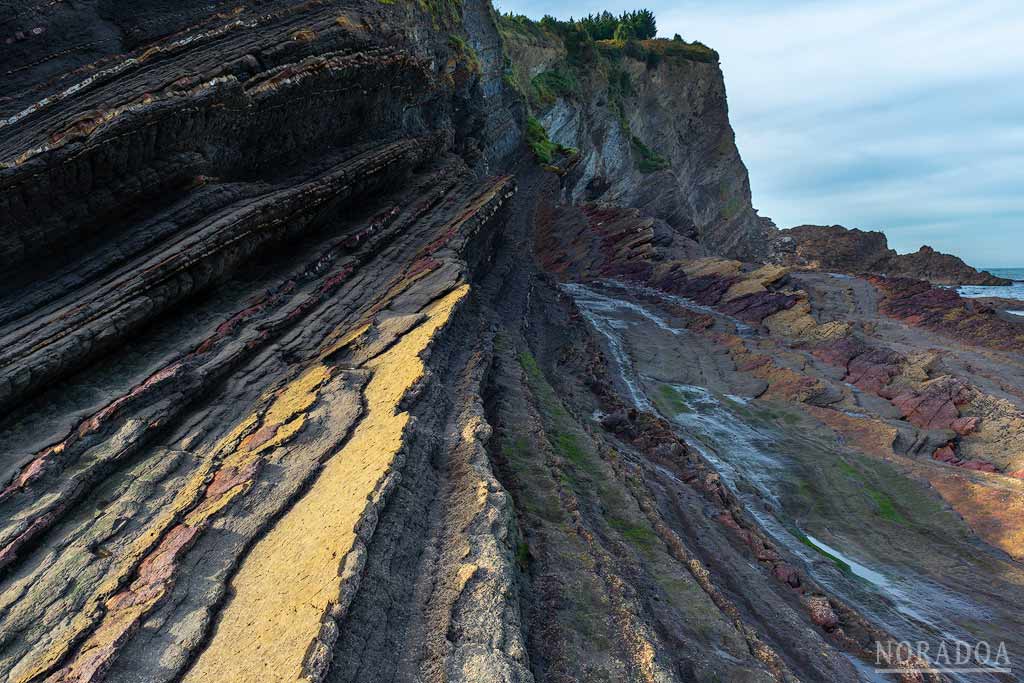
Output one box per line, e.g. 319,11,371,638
497,12,718,64
595,38,718,64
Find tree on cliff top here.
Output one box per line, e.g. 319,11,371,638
580,11,616,39
579,8,657,41
623,9,657,40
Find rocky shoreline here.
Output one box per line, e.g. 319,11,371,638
771,225,1012,286
1,2,1022,682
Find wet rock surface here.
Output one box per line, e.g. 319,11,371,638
539,202,1024,555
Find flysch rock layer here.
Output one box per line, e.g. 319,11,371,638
1,2,1022,683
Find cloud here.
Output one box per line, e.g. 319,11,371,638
495,0,1024,267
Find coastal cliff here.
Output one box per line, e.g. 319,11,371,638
497,16,1005,287
1,3,1022,683
499,16,776,261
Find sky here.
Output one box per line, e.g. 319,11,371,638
494,0,1024,268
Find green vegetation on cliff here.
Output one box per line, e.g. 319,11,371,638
448,34,481,72
414,0,462,28
524,117,574,164
594,36,717,65
580,9,657,41
497,10,718,67
631,135,670,173
531,69,578,106
498,9,716,172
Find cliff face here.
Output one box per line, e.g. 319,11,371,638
500,24,776,261
498,22,1002,284
0,0,522,413
773,225,1011,285
2,4,1021,683
0,3,547,681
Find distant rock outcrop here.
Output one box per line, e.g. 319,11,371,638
772,225,1009,286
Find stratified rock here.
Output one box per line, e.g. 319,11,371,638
718,291,798,323
871,276,1024,351
501,25,777,260
0,3,1010,683
534,202,703,281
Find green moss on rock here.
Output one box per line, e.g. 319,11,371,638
525,117,574,164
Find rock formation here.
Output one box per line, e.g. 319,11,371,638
496,20,1002,287
772,224,1010,285
499,20,777,262
1,3,1022,683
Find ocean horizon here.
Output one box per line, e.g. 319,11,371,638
985,267,1024,281
959,267,1024,301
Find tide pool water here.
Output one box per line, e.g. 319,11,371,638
958,267,1024,302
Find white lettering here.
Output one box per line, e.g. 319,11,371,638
995,642,1011,667
955,640,972,665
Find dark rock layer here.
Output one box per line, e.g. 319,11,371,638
1,3,1018,683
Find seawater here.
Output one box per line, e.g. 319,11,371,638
989,267,1024,280
958,267,1024,302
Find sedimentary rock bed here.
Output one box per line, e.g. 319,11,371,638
3,2,1023,683
1,3,524,679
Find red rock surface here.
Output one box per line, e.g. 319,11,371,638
810,338,905,394
718,291,799,323
871,276,1024,352
806,595,839,631
890,378,972,431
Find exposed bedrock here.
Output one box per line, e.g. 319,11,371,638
0,0,509,413
498,22,1005,286
2,1,1023,682
0,2,531,680
770,224,1010,286
0,158,519,682
499,22,776,262
537,200,1024,546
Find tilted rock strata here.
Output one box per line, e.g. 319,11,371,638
537,202,1024,479
870,275,1024,351
0,168,518,682
0,1,528,680
500,23,775,261
2,1,1021,681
